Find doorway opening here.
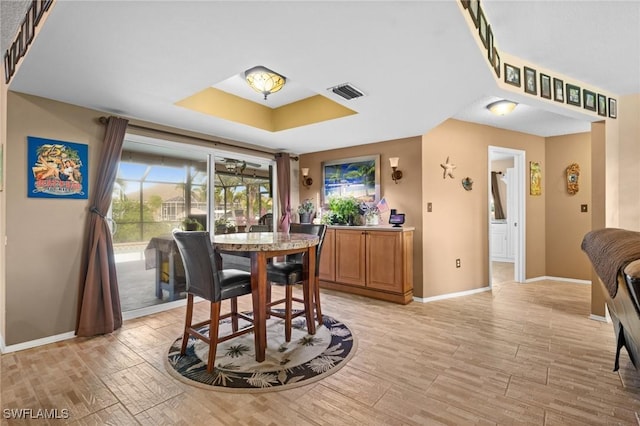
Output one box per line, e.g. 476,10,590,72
488,146,526,287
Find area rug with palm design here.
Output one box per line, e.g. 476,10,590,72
165,311,356,392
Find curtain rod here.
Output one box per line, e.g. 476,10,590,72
98,116,299,161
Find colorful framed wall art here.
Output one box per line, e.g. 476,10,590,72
322,154,380,204
27,136,88,199
530,161,541,196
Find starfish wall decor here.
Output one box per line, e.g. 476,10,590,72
440,156,456,179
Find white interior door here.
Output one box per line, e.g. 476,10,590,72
489,146,526,284
505,167,516,261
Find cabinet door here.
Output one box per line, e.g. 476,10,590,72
319,229,335,282
490,223,507,260
366,231,403,292
335,230,366,286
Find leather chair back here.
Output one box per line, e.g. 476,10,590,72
172,231,221,302
289,223,327,276
258,213,273,225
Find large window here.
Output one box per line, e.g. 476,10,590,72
112,157,207,243
111,136,275,312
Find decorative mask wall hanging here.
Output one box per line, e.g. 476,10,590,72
566,163,580,195
462,177,473,191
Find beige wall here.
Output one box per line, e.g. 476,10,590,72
298,137,423,296
590,121,607,317
5,92,104,345
422,119,546,298
618,94,640,230
545,133,591,280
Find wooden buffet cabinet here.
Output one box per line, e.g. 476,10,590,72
318,225,414,304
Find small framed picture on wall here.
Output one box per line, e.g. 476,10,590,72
597,94,607,117
553,78,564,103
540,74,551,99
583,89,596,111
566,84,581,107
493,48,500,78
609,98,617,119
524,67,537,95
504,63,521,87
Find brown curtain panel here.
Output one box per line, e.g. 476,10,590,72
275,153,291,232
491,171,506,220
76,116,129,336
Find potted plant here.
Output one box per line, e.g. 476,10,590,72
181,217,204,231
215,217,229,234
327,196,360,225
297,199,315,224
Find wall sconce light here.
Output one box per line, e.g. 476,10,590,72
245,65,286,100
389,157,403,184
301,167,313,188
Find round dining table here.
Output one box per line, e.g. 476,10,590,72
213,232,319,362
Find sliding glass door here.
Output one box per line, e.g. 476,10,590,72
110,136,274,313
213,155,273,233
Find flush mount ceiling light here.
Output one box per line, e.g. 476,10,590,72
245,66,286,100
487,100,518,116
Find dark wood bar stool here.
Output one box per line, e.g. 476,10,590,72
173,230,255,373
266,224,327,341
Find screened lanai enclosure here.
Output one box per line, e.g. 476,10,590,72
111,139,274,312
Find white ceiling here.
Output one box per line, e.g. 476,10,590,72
8,1,640,155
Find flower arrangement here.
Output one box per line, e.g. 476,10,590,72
297,199,315,215
360,202,380,225
360,202,380,218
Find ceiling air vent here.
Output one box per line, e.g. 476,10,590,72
328,83,365,100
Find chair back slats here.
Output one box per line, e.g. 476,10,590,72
173,231,221,302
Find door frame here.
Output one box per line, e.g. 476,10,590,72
488,146,526,284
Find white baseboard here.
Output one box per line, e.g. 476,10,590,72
1,299,189,354
414,286,491,303
525,276,591,285
2,331,76,354
122,298,187,321
589,314,611,323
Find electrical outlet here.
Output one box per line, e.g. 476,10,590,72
427,202,432,212
456,258,461,268
581,204,588,212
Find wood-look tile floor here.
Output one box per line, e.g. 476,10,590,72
2,280,639,425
